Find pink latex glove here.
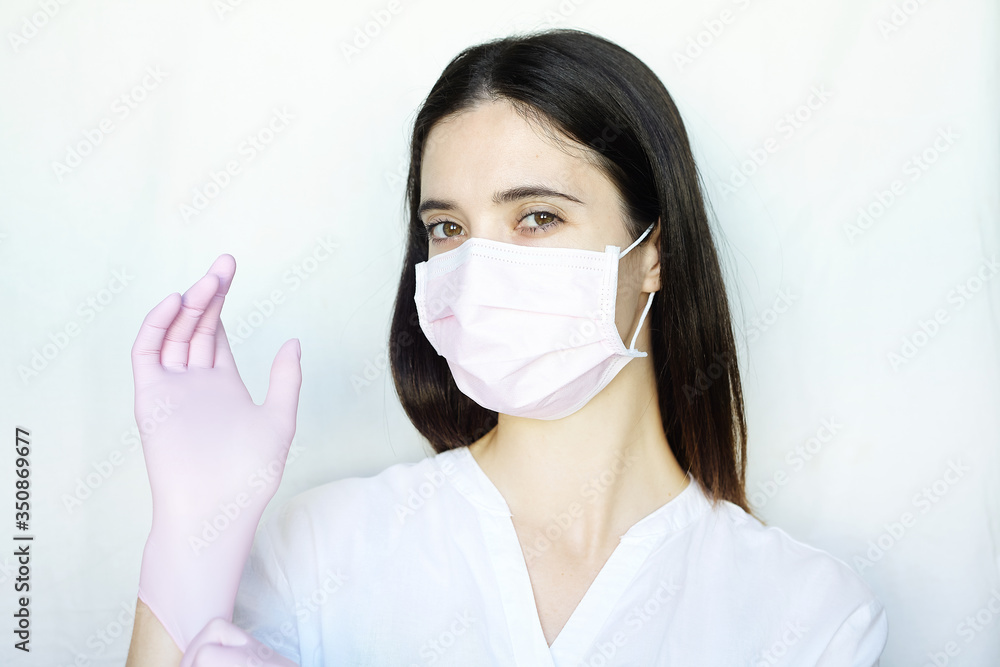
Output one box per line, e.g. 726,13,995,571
181,617,298,667
133,254,302,652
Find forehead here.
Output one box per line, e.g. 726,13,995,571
420,100,606,197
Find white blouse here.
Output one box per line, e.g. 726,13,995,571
233,446,888,666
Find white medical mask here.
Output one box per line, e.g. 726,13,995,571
414,222,656,420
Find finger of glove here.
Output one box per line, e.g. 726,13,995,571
182,643,247,667
184,644,296,667
180,617,248,667
214,319,239,371
161,273,221,371
132,292,182,387
189,254,237,369
263,339,302,437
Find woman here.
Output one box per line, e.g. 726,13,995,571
127,28,887,666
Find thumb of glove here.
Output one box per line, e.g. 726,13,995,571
263,338,303,436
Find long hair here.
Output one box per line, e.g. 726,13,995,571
387,28,751,513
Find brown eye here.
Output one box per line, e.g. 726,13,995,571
521,210,563,230
426,220,465,241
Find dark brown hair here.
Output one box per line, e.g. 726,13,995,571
387,28,750,513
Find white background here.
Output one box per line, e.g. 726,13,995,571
0,0,997,665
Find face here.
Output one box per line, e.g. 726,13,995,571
417,99,660,351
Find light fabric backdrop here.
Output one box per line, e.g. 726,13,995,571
1,0,997,665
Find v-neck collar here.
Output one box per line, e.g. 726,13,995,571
441,445,710,666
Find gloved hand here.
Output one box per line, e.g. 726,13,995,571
181,617,299,667
133,254,303,652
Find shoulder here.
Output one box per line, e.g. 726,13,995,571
710,501,874,602
258,448,463,548
694,496,888,662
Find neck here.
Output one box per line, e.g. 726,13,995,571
467,355,689,561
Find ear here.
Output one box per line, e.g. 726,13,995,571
641,218,661,294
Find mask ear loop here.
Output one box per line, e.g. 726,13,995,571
620,222,655,258
628,292,655,352
620,222,657,352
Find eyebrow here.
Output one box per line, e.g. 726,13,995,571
417,185,584,217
